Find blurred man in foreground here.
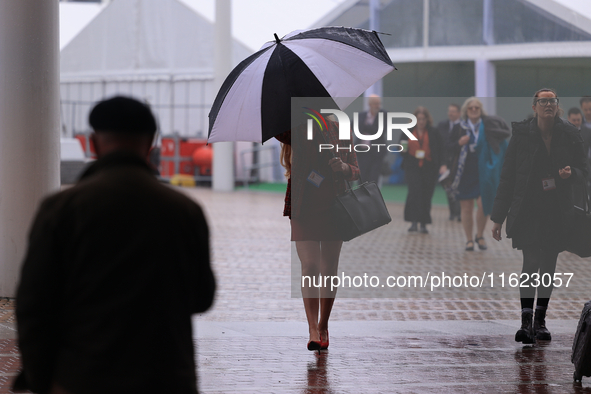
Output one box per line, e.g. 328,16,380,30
14,96,215,394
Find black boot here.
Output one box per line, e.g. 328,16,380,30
408,222,418,232
515,309,535,344
534,307,551,341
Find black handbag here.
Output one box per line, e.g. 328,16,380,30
316,127,391,241
330,180,392,242
567,177,591,257
439,152,459,191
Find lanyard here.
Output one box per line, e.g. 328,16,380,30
415,130,425,148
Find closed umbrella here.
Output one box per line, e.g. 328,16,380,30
207,26,395,143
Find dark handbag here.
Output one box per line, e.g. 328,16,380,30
567,177,591,257
440,153,459,191
330,180,392,242
317,128,391,241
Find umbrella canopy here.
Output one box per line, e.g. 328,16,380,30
207,26,395,144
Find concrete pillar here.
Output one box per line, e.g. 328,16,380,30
0,1,61,296
475,59,496,114
212,0,234,192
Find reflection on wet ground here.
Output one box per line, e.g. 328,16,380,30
2,188,591,393
190,187,591,393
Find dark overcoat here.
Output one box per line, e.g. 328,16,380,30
15,152,215,394
446,115,511,161
490,117,587,249
400,126,444,173
355,110,389,183
400,127,444,224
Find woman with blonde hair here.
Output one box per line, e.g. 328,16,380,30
447,97,510,250
275,118,359,351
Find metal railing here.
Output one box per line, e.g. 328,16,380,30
240,144,281,188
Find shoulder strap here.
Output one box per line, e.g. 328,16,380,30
316,126,353,194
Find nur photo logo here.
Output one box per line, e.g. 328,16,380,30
303,108,418,153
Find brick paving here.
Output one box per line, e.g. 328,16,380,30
185,187,591,393
1,186,591,393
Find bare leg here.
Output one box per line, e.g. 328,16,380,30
475,196,488,239
296,241,321,342
460,199,474,242
318,241,343,339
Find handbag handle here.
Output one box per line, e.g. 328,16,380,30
573,177,591,215
316,125,353,194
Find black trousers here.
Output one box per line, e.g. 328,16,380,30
404,165,437,224
357,152,385,184
520,246,559,309
445,190,461,218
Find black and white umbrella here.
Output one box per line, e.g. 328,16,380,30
207,26,395,143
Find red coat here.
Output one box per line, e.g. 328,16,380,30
275,120,360,218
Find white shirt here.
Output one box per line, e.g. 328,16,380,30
468,118,481,143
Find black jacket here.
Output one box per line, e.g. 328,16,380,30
446,115,511,165
399,126,444,173
355,110,388,158
490,117,587,248
15,152,215,394
436,119,458,160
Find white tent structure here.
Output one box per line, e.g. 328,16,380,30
60,0,252,139
60,0,285,184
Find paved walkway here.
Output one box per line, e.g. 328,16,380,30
1,186,591,393
185,187,591,393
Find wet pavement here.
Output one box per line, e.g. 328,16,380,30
1,186,591,393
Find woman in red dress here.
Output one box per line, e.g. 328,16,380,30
276,119,359,351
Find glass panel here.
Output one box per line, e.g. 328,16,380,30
493,0,591,44
429,0,483,46
378,0,423,48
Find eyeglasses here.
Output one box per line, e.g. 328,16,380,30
535,98,559,106
467,106,481,111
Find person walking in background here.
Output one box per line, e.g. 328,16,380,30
276,118,359,351
491,88,587,343
581,96,591,129
568,107,584,130
569,107,591,188
400,107,446,234
14,96,215,394
437,103,462,221
355,94,387,185
447,97,510,251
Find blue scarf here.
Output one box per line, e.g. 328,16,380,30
447,120,507,215
476,121,507,216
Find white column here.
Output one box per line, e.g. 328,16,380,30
0,1,60,296
475,59,496,114
423,0,430,48
212,0,235,192
482,0,494,45
365,0,383,98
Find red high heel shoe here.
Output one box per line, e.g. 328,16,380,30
320,330,329,349
307,339,321,351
